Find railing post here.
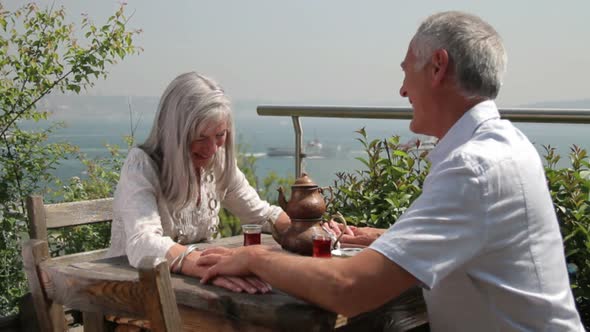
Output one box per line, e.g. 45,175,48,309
292,116,303,178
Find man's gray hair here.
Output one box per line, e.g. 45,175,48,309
140,72,236,211
411,11,507,99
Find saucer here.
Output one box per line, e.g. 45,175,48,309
331,247,363,257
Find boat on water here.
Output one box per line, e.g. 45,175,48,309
267,139,338,158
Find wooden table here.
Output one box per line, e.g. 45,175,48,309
45,235,427,332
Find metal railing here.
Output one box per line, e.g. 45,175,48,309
257,105,590,177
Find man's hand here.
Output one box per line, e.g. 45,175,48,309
197,245,268,285
200,249,270,293
339,227,385,246
170,245,271,294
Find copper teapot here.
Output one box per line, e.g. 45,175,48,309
271,173,334,255
277,173,333,220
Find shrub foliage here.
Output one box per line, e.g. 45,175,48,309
544,145,590,324
329,128,431,228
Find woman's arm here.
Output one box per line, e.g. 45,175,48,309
221,165,285,226
273,211,291,234
114,149,176,267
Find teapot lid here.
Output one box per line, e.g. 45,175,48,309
292,173,318,187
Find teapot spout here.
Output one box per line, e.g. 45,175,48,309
277,186,287,210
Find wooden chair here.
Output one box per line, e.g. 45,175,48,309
26,194,114,258
24,195,115,328
24,195,181,331
22,239,182,332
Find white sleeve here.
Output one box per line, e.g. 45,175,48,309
369,154,486,289
220,164,283,225
113,148,176,268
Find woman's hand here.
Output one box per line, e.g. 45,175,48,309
195,247,271,294
208,274,271,294
169,244,271,294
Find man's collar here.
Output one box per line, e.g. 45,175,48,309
427,100,500,165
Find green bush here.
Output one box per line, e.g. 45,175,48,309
544,145,590,326
329,128,431,228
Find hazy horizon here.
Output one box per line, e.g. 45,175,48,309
4,0,590,108
39,94,590,122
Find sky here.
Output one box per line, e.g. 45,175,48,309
5,0,590,107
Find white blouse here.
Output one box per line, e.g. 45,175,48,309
107,147,283,267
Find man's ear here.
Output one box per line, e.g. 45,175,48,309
431,49,450,87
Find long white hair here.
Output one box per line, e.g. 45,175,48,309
140,72,236,211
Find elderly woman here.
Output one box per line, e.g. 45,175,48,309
107,72,291,293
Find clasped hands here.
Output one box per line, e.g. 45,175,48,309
181,246,272,294
196,220,384,291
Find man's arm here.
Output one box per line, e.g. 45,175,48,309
199,245,418,317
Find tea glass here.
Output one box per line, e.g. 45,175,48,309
242,224,262,246
312,234,332,258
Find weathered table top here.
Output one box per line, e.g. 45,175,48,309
47,234,427,331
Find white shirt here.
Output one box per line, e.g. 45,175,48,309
370,101,583,331
107,147,283,267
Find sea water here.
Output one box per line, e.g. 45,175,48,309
29,97,590,188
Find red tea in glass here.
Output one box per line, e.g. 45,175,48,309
244,232,261,246
242,224,262,246
312,235,332,258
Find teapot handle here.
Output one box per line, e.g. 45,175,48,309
320,186,335,212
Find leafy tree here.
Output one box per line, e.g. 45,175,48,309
0,2,140,316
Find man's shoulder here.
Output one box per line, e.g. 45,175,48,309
443,120,535,172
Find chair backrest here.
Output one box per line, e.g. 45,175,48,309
22,239,182,332
26,194,114,241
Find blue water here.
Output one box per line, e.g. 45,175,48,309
31,96,590,188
